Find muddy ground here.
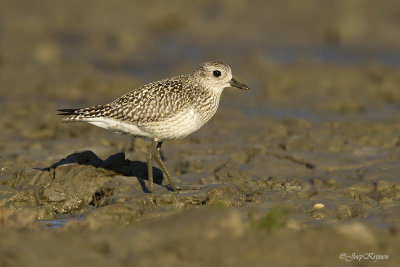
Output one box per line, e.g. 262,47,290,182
1,0,400,266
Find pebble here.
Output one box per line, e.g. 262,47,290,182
313,203,325,209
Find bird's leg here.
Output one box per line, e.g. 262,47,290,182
146,140,158,193
154,141,178,191
154,142,201,191
128,137,135,152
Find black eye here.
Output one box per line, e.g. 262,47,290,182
213,70,221,77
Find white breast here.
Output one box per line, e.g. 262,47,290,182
139,108,203,140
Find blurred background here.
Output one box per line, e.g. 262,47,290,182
1,0,400,112
0,0,400,163
2,0,400,160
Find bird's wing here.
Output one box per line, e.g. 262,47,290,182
58,76,193,123
103,76,193,123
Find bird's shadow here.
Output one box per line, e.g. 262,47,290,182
40,150,164,193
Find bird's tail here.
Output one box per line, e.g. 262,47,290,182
57,105,107,121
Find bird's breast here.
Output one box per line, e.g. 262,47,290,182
138,91,221,140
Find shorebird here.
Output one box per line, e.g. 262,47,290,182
58,61,249,193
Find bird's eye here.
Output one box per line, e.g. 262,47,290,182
213,70,221,77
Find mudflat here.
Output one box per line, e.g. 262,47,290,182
1,1,399,266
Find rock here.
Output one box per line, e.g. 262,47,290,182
40,163,115,214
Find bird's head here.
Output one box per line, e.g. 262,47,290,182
193,61,249,93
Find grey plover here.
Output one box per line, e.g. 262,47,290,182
58,61,249,193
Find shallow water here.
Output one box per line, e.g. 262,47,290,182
43,218,78,229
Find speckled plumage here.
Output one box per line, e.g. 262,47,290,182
58,61,249,192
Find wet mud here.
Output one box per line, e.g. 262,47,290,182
1,0,400,266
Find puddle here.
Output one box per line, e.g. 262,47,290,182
42,217,82,229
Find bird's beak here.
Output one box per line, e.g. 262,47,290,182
230,78,249,90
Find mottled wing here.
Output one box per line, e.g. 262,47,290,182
58,76,193,124
105,76,192,123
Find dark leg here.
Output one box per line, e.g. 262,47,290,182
154,142,177,191
128,137,135,152
154,142,200,191
146,140,158,193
